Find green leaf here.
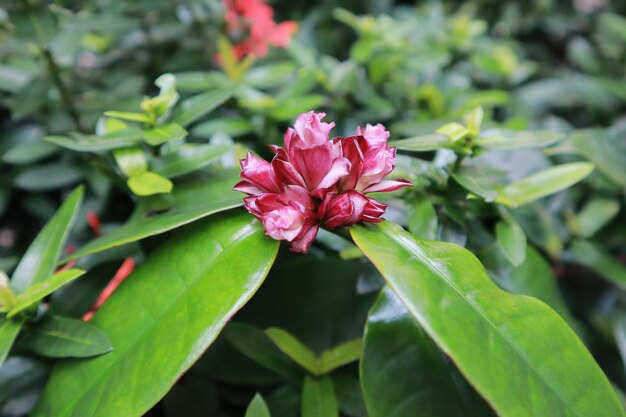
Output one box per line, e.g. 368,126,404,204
476,130,565,150
104,111,153,124
318,339,362,375
245,394,271,417
406,193,438,239
8,270,85,318
65,170,241,261
22,316,112,358
0,318,23,367
11,187,83,293
192,117,254,138
362,289,494,417
2,141,58,164
449,168,499,202
14,163,82,191
570,198,620,238
569,129,626,187
127,171,173,196
495,218,527,266
32,211,279,417
350,221,624,417
224,322,303,381
436,122,470,141
45,129,143,152
113,147,147,177
496,162,594,208
570,240,626,290
302,376,338,417
390,134,450,152
152,144,231,178
464,106,484,136
142,123,188,146
172,86,235,127
266,327,318,375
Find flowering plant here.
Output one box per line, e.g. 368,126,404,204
235,111,411,252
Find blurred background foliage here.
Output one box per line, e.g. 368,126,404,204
2,0,626,416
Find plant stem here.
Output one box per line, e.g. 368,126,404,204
40,46,85,133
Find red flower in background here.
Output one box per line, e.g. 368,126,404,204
235,111,411,253
223,0,297,59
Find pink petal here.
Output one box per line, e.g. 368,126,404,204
289,224,319,253
239,152,281,193
363,179,412,193
314,156,351,191
234,180,263,195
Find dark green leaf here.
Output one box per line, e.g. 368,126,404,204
362,289,494,417
351,221,624,417
23,316,112,358
0,318,23,366
224,322,302,381
14,163,82,191
570,240,626,290
32,211,279,417
2,142,57,165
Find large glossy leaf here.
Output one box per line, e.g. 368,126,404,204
66,170,242,260
361,288,494,417
350,221,624,417
33,211,278,417
11,187,83,293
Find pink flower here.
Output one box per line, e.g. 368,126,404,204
235,111,411,253
319,191,387,228
222,0,298,59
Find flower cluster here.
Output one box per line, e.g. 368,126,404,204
235,111,411,253
223,0,298,59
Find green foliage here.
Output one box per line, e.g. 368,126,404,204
1,0,626,416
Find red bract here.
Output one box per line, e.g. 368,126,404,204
235,111,411,253
223,0,297,59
